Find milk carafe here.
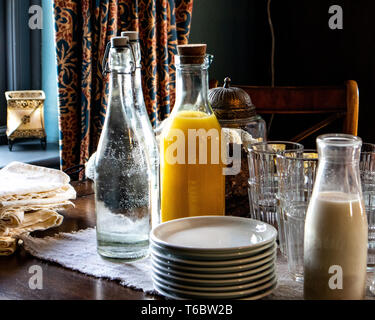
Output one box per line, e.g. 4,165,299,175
304,134,368,299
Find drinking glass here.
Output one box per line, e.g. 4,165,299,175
247,141,303,253
276,150,318,282
360,142,375,271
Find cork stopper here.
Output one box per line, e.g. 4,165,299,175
177,44,207,64
111,36,129,48
121,31,139,41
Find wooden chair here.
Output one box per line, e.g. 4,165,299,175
228,81,359,142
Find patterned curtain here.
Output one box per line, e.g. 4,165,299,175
54,0,193,170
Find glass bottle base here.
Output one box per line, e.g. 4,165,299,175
290,273,304,283
97,239,149,261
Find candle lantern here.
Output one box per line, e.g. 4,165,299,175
5,90,47,151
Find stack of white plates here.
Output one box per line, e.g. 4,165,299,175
150,216,278,300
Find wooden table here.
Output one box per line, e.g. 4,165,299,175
1,180,374,300
0,180,157,300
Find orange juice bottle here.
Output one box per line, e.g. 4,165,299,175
160,44,225,222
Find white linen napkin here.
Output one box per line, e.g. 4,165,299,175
0,161,70,198
0,162,76,255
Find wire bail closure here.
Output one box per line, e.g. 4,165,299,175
101,38,136,76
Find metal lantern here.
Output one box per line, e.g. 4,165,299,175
208,77,266,141
5,90,47,151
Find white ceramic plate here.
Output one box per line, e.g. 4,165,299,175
151,251,276,274
150,239,275,261
152,259,275,280
239,282,277,300
153,281,277,301
152,264,276,287
152,274,277,299
151,243,277,267
150,240,276,260
152,269,275,292
151,216,277,252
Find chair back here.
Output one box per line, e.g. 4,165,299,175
232,81,359,142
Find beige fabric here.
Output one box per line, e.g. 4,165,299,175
0,162,70,198
0,210,64,256
0,201,74,218
0,210,24,228
1,188,62,202
0,162,75,256
0,236,17,256
0,184,76,208
9,210,64,235
0,225,9,236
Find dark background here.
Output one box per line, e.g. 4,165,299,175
189,0,375,145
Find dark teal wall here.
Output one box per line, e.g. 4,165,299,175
0,0,58,143
1,0,58,144
42,0,59,143
1,0,40,127
0,1,6,126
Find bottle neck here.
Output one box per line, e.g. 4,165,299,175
315,159,362,196
128,62,151,126
133,68,143,92
128,41,148,117
314,134,363,196
173,64,211,114
107,47,134,112
107,71,134,116
130,40,142,69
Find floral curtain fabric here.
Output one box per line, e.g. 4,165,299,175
54,0,193,170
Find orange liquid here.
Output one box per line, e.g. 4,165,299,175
160,110,225,222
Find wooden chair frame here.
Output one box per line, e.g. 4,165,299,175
232,80,359,143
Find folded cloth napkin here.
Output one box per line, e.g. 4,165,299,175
0,162,76,256
0,210,64,255
0,184,76,208
0,210,24,228
9,209,64,235
0,225,8,236
0,161,70,198
0,201,74,219
0,236,17,256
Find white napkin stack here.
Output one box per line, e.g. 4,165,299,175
0,162,76,256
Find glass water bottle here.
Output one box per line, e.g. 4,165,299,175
160,44,225,222
95,36,151,260
121,31,160,227
304,134,368,299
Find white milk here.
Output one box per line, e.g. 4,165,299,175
304,191,368,299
